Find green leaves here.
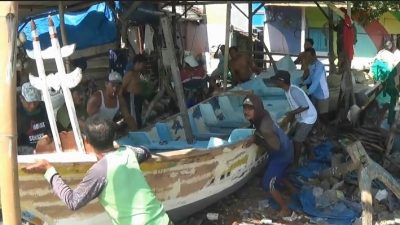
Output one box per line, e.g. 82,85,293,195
352,1,400,25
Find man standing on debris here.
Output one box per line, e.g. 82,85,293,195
242,94,295,217
268,70,317,166
17,82,52,155
302,48,330,125
23,116,172,225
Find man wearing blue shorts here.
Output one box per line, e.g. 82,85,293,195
243,94,295,217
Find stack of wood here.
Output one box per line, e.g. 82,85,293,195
339,126,388,154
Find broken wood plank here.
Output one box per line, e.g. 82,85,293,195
340,139,400,225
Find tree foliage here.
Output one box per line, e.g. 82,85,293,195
352,1,400,25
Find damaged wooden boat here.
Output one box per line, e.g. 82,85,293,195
15,89,289,225
5,51,303,225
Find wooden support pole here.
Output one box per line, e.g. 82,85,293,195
300,7,305,52
328,7,336,74
261,39,277,72
58,1,71,73
0,2,22,225
160,16,194,144
223,2,231,90
121,1,142,20
251,2,265,17
248,2,253,57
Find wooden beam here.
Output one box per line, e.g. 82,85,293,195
313,1,329,21
252,2,265,16
223,2,232,90
232,3,248,19
248,2,252,57
260,38,277,72
328,7,336,74
0,2,22,225
121,1,142,21
160,16,194,144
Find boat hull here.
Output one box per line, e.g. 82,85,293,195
12,141,266,225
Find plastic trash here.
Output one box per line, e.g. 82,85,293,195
313,187,324,198
258,199,270,209
206,213,219,221
282,212,301,222
375,189,388,202
260,218,273,224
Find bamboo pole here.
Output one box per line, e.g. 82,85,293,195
0,2,22,225
223,2,231,90
58,1,71,73
160,16,194,144
248,2,252,57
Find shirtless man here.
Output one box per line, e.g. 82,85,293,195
229,47,262,85
120,54,146,129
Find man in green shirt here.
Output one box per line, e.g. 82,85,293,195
24,116,172,225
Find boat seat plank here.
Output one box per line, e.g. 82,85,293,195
218,96,246,122
199,103,247,128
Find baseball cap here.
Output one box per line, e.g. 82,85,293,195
269,70,291,85
21,82,41,102
243,97,254,107
184,55,199,67
108,70,122,83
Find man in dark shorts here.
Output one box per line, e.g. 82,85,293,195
243,94,295,217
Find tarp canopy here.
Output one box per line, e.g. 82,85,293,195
19,2,117,51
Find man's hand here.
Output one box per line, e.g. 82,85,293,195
285,111,295,123
23,159,52,174
243,135,255,148
41,135,53,145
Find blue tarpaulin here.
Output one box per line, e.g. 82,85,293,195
19,2,117,51
267,141,360,225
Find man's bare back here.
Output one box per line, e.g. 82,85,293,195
230,54,261,84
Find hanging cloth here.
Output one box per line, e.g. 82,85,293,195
343,14,355,61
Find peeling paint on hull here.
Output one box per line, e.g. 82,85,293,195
4,141,267,225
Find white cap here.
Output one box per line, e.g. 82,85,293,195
108,70,122,83
184,55,199,67
21,82,41,102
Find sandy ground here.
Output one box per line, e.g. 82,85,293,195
178,175,310,225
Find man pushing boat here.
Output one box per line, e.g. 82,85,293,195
23,116,172,225
242,94,296,217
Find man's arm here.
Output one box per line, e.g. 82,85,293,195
24,159,107,211
258,118,280,151
307,63,325,95
213,46,221,59
118,73,138,131
294,52,304,65
86,92,101,116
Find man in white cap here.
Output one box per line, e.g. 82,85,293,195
87,71,124,123
17,82,52,154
